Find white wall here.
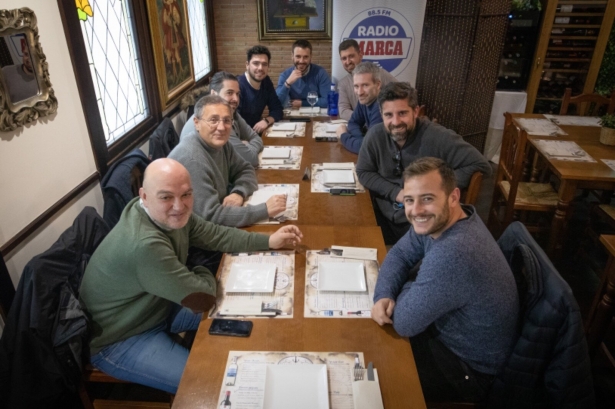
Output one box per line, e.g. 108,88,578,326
1,1,102,285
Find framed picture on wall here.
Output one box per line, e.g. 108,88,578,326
257,0,332,41
146,0,194,109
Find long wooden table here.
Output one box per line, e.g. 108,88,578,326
509,113,615,259
172,225,426,409
256,119,377,226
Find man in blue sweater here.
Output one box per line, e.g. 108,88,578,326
335,62,383,154
372,157,518,403
237,45,283,134
276,39,330,109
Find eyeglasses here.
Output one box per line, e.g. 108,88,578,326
202,117,233,127
393,152,403,177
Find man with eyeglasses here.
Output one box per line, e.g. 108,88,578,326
356,82,491,245
170,94,287,228
181,71,263,167
237,45,283,134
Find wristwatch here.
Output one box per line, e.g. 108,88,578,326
264,117,272,126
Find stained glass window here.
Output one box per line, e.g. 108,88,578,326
187,0,212,81
77,0,148,145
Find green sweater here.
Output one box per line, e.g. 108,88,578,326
80,198,270,354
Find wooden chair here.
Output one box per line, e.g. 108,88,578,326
460,171,483,206
80,365,172,409
559,88,615,116
487,113,559,239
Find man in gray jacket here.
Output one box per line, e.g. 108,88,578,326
356,82,491,245
170,95,286,227
181,72,263,167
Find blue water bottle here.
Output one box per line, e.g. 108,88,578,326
327,83,339,116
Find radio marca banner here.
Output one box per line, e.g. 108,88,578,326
332,1,427,85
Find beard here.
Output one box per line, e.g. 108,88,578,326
387,123,414,143
409,202,451,237
248,69,264,83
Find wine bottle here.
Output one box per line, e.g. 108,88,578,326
220,391,231,408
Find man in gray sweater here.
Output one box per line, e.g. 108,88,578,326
169,95,286,227
356,82,491,244
180,72,263,167
372,157,518,403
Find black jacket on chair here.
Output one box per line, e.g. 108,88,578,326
491,222,595,408
101,148,150,229
0,207,110,409
148,117,179,161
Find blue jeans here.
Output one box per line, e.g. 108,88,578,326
90,305,202,394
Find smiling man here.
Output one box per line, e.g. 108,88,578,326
237,45,283,133
80,158,303,394
356,82,491,244
335,62,384,154
276,39,330,109
181,72,263,166
170,95,286,227
337,39,397,120
371,157,518,403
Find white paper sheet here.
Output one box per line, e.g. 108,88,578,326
533,139,596,162
517,118,567,136
544,115,602,127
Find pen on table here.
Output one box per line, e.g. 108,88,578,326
347,310,369,315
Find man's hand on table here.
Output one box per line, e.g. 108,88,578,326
290,100,302,109
372,298,395,326
269,225,303,248
222,193,244,207
266,194,287,217
253,119,270,134
336,124,347,139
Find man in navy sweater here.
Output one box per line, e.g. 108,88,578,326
237,45,283,134
335,62,384,154
372,157,518,403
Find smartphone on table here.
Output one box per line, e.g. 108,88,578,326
209,319,253,337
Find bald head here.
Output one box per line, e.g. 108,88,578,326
140,159,194,229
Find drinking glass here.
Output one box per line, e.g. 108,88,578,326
307,91,318,115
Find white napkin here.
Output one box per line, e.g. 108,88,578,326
326,124,340,133
271,122,296,131
352,369,384,409
322,162,354,169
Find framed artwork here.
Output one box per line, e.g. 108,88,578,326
146,0,194,109
257,0,332,41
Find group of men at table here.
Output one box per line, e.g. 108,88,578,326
78,39,518,404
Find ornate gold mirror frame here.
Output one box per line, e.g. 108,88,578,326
0,8,58,132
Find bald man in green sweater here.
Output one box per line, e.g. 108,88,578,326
80,158,302,393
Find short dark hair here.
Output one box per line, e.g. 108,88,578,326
292,39,312,53
377,82,418,110
194,94,231,119
209,71,238,93
247,45,271,63
339,39,360,55
403,157,457,195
